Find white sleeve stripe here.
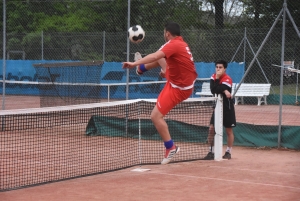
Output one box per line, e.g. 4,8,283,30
222,82,232,87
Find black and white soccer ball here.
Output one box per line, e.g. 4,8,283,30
128,25,145,43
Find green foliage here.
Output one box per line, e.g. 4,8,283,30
3,0,300,32
2,0,300,62
271,83,300,96
240,0,300,28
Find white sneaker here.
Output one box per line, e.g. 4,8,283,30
134,52,143,75
134,52,142,61
161,146,180,165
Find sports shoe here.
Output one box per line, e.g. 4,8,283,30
134,52,142,61
134,52,143,75
203,152,214,160
222,151,231,159
161,146,180,165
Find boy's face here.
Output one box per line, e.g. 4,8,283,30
215,64,226,76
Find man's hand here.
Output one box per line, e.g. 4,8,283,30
224,90,232,98
122,62,136,69
159,69,166,78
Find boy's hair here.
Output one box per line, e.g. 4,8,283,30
165,22,181,36
215,60,228,69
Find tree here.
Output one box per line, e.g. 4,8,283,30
240,0,300,28
214,0,225,29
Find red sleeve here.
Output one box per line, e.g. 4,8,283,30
159,40,174,59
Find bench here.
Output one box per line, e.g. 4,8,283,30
195,82,236,97
234,83,271,106
195,82,213,97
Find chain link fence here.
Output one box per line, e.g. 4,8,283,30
1,0,300,149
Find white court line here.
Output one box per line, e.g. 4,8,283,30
206,165,300,177
146,172,300,191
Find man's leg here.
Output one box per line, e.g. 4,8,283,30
151,105,179,165
226,127,234,148
135,52,166,75
153,83,193,164
223,127,234,159
151,105,171,141
208,124,215,147
203,124,215,160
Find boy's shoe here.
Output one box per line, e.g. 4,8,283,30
161,146,180,165
134,52,143,75
203,152,214,160
222,151,231,159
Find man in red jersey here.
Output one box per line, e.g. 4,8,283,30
203,60,236,160
122,22,197,165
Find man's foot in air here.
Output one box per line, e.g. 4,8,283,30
161,146,180,165
134,52,143,75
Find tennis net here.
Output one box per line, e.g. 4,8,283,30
0,97,220,191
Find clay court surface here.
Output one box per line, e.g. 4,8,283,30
0,95,300,200
0,146,299,201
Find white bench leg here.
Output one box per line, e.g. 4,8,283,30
264,95,267,105
257,97,264,106
257,96,267,106
235,97,239,105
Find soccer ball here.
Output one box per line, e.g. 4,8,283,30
128,25,145,43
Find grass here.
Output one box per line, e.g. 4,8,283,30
270,83,300,95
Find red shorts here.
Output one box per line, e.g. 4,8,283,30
156,82,193,115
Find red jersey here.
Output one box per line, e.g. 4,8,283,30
211,73,233,89
159,36,197,88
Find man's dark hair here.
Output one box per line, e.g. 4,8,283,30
165,22,181,36
215,60,228,69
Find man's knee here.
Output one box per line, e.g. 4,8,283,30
151,106,163,123
225,127,234,135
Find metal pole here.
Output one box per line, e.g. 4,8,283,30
41,30,44,60
230,32,244,62
102,31,105,61
285,2,300,104
126,0,130,100
233,8,284,97
125,0,131,138
286,7,300,39
278,1,287,148
243,27,246,64
246,38,270,84
296,64,299,104
2,0,6,110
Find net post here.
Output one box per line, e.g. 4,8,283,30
214,94,223,161
138,102,142,165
